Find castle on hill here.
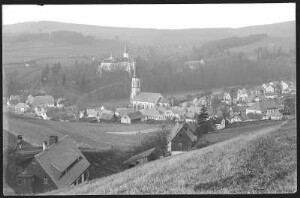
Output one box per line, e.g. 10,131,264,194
130,61,170,109
97,45,135,75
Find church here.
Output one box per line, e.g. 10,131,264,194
130,61,170,109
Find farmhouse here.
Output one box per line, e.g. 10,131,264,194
115,107,136,118
167,123,197,153
31,95,55,107
123,148,157,168
213,117,226,130
121,111,144,124
139,108,166,121
9,95,21,105
98,110,115,122
17,135,90,194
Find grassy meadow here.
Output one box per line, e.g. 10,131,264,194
46,118,296,194
3,114,169,150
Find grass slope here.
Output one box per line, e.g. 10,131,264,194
48,119,296,194
3,114,168,150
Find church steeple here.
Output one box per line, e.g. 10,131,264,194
133,60,139,78
123,44,129,59
130,60,141,100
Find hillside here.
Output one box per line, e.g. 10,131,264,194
3,21,295,46
46,119,296,194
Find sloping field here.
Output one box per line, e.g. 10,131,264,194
47,119,296,194
3,114,167,150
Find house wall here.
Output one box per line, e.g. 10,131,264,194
121,116,131,124
171,128,194,151
19,160,57,194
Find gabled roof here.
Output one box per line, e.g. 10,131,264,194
115,108,136,117
139,108,162,117
187,122,197,132
124,111,144,120
213,116,224,124
99,111,115,120
167,123,197,143
33,136,90,189
260,100,281,110
123,148,156,165
132,92,163,104
86,109,98,117
247,113,264,120
32,95,54,107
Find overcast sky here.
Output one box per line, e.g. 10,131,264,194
2,3,295,29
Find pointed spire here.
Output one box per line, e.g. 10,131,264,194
133,60,139,78
124,44,127,53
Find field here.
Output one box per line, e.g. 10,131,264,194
47,118,296,194
200,120,283,145
3,113,172,150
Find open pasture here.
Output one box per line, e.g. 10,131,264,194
3,114,170,150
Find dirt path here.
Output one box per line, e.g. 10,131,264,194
106,128,161,135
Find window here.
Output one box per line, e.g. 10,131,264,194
60,156,83,178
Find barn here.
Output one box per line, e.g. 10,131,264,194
167,122,197,153
123,148,157,168
121,111,144,124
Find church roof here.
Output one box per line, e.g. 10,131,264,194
132,92,163,104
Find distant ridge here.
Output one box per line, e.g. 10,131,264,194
3,21,295,45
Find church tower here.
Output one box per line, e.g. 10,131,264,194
130,60,141,100
123,44,129,59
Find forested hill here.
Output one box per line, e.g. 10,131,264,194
3,21,295,45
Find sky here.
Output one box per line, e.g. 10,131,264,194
2,3,295,29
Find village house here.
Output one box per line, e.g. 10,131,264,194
213,116,226,130
98,110,116,122
31,95,55,108
34,106,49,120
237,88,249,103
139,108,166,121
8,95,21,106
123,148,159,168
280,80,289,93
263,83,275,94
115,107,136,118
121,111,144,124
17,135,90,194
222,92,232,104
167,122,197,153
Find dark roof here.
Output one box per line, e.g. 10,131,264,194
187,122,197,132
123,148,156,165
132,92,163,104
32,95,54,107
125,111,144,120
213,116,224,124
247,113,263,120
32,136,90,189
167,123,197,143
99,111,115,120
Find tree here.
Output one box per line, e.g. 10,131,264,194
62,74,67,87
196,105,213,138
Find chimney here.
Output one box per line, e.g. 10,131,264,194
43,141,48,150
49,136,58,146
17,135,23,149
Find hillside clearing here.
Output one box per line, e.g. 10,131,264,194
47,119,296,194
